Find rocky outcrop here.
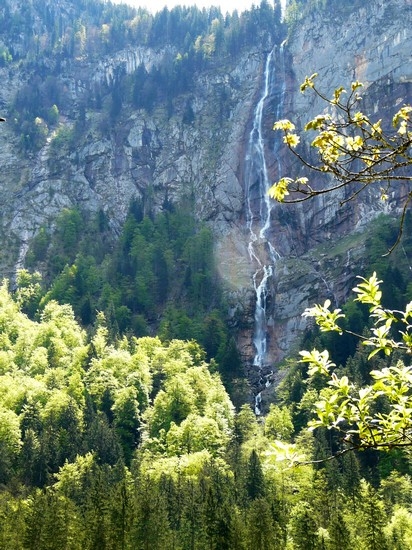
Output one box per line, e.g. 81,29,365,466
0,45,264,268
210,1,412,379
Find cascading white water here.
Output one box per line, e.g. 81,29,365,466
244,44,286,415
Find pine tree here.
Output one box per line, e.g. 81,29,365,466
246,497,283,550
328,509,352,550
289,501,319,550
245,450,266,501
356,480,388,550
130,474,172,550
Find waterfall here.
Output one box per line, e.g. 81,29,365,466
245,44,286,415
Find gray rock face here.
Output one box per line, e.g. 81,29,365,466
250,0,412,368
0,45,262,267
215,0,412,378
0,0,411,387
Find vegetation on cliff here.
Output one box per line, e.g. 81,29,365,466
3,0,284,152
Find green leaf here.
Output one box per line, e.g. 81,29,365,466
299,348,336,376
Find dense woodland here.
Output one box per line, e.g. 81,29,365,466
2,219,412,548
1,0,412,548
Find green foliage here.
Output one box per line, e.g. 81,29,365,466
0,278,376,548
145,350,234,456
385,507,412,550
0,279,235,470
245,449,266,500
7,0,285,148
6,3,412,545
25,227,50,266
26,202,238,390
288,501,319,550
47,104,59,125
49,125,74,154
0,406,21,483
264,404,294,441
12,73,66,151
0,269,409,547
285,0,374,34
15,269,43,318
298,274,412,454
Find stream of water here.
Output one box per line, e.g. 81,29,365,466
244,43,286,414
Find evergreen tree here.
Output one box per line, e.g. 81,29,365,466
130,475,172,550
245,449,266,501
327,509,352,550
355,480,388,550
289,501,319,550
246,497,283,550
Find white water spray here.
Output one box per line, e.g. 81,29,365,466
244,44,286,415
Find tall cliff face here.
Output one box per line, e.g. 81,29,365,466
266,1,411,363
0,45,263,265
0,0,411,386
215,0,412,384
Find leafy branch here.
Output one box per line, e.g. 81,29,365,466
300,273,412,454
269,74,412,228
